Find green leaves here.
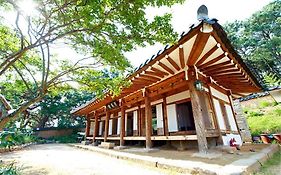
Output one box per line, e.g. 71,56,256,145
224,0,281,87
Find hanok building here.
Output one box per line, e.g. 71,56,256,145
72,6,262,153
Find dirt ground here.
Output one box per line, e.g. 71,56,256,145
0,144,185,175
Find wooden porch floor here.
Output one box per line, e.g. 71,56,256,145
87,134,219,141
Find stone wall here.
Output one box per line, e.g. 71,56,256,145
34,128,84,139
232,99,252,143
240,95,274,109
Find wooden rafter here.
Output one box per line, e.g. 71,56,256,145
196,45,219,66
213,73,244,78
134,77,155,83
208,68,240,75
202,64,234,73
158,61,174,74
179,47,185,69
150,67,169,76
187,33,210,66
144,70,165,78
198,53,226,69
139,74,161,82
166,55,180,71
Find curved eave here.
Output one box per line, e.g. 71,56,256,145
72,19,262,116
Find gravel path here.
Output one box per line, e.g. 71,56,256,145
0,144,181,175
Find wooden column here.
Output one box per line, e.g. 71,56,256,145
145,89,152,149
120,101,126,146
188,67,208,153
162,96,169,136
138,105,141,136
104,111,110,142
85,115,90,137
93,112,99,142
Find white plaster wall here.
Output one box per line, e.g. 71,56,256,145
126,106,138,113
222,134,242,146
210,87,229,103
213,98,226,130
89,122,94,135
109,119,112,135
118,112,121,116
133,110,138,130
125,113,127,132
225,104,238,131
152,99,163,106
156,104,163,128
167,104,178,132
99,122,102,135
117,118,121,135
166,90,190,104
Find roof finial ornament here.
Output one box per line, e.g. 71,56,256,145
197,5,208,21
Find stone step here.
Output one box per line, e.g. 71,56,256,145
98,142,115,149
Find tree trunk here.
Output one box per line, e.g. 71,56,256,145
0,95,43,130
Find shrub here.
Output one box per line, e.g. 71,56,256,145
0,162,20,175
49,134,79,143
0,129,38,149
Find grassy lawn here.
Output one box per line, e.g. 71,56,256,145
244,102,281,136
256,150,281,175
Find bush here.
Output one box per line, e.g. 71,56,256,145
49,134,79,143
0,129,38,149
0,162,20,175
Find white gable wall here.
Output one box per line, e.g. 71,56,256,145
133,110,138,131
167,104,178,132
109,119,113,135
117,118,121,135
99,122,103,136
156,104,163,128
225,104,238,131
167,90,190,104
213,98,226,130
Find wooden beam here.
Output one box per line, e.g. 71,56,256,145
158,61,174,75
187,33,210,66
166,55,180,71
151,67,169,76
179,47,185,69
187,67,208,153
104,111,110,142
120,100,125,146
162,96,169,136
145,89,152,149
196,45,219,66
198,53,226,69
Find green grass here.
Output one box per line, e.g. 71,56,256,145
244,103,281,136
256,150,281,175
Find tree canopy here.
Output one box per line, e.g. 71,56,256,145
224,0,281,87
0,0,185,128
